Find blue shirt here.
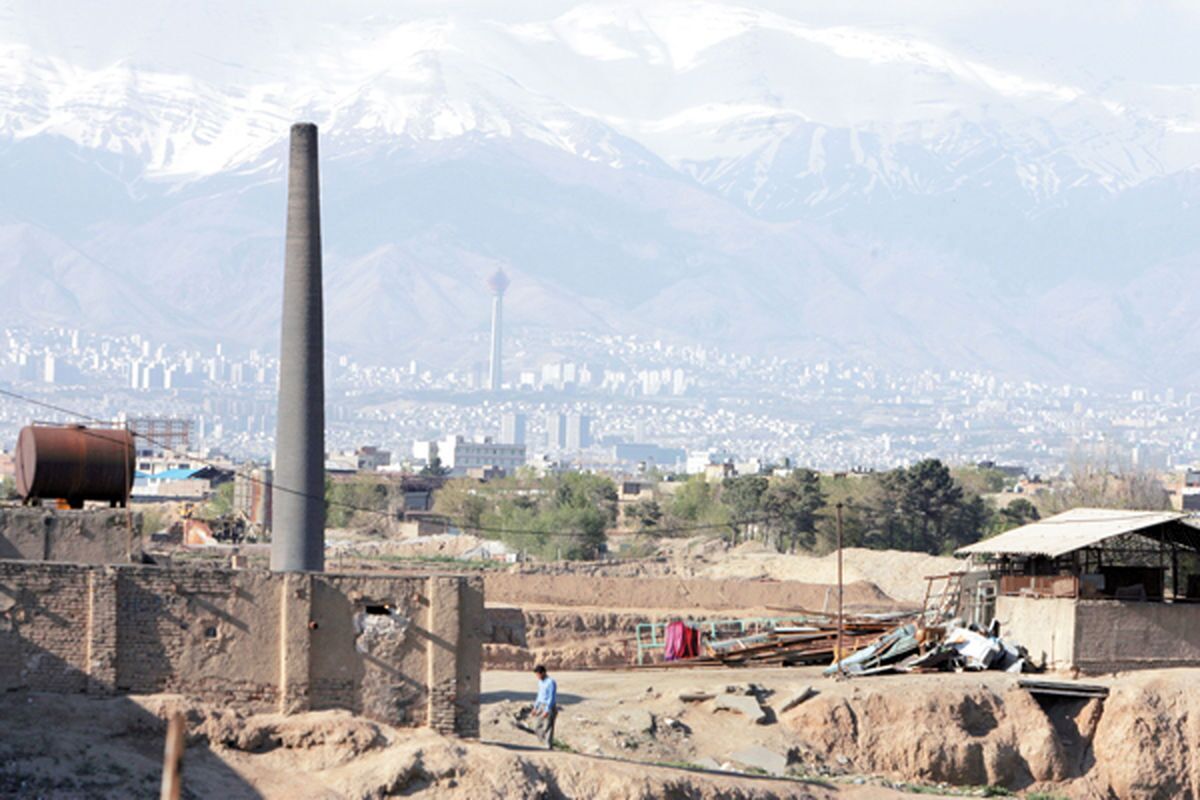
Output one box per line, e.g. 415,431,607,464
535,676,557,712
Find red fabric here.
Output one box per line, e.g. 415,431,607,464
664,621,700,661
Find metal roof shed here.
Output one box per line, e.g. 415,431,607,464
957,508,1200,672
957,508,1200,559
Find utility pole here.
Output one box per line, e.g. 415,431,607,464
835,501,845,678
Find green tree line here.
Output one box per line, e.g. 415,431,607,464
434,470,614,560
640,460,1041,555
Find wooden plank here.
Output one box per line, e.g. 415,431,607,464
160,711,186,800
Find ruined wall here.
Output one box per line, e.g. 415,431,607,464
0,508,141,564
995,595,1077,670
1073,599,1200,672
0,561,482,736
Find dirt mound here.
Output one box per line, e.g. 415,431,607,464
785,680,1068,788
1083,673,1200,799
781,670,1200,799
507,543,960,606
693,548,962,605
323,732,828,800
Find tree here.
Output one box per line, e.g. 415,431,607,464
721,475,769,543
433,478,487,530
325,475,388,528
626,498,664,531
202,481,235,518
1040,460,1170,515
670,476,719,522
419,455,449,477
763,469,825,551
892,459,964,552
552,472,618,526
996,498,1040,533
942,493,992,552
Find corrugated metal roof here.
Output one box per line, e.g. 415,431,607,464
144,467,203,481
956,507,1200,558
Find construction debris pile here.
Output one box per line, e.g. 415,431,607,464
646,612,913,668
824,619,1035,677
641,572,1038,677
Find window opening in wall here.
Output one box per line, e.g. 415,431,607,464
365,604,391,615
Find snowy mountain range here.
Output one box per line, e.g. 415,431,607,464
2,1,1199,386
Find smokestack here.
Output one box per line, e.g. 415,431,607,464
487,269,509,392
271,122,326,572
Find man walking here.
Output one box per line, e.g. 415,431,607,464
532,664,558,750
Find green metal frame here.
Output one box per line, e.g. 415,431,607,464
634,615,819,665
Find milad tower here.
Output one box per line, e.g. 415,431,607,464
486,269,509,392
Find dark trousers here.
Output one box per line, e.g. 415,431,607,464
535,706,558,749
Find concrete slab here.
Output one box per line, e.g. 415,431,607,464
712,694,767,724
729,745,787,775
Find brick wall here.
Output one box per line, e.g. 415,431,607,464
0,560,483,736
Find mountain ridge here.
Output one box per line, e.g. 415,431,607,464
0,2,1198,387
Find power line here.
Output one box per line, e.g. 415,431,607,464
0,386,794,540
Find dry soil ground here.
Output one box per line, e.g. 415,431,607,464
0,691,948,800
482,665,1200,800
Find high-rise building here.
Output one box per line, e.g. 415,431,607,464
566,413,592,451
545,412,566,450
500,412,526,445
487,269,510,391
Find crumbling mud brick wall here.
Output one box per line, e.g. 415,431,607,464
0,508,141,564
0,561,483,736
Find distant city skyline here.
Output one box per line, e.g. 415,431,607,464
0,323,1196,478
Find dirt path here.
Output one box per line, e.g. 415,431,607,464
481,666,991,794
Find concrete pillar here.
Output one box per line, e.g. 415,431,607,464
271,122,326,572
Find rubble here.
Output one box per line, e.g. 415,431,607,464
712,694,768,724
778,686,817,713
728,745,788,776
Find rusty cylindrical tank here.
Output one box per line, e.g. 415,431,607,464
14,425,136,508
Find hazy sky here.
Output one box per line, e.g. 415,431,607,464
2,0,1197,89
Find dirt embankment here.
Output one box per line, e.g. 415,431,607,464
482,567,903,671
484,666,1200,800
485,573,894,613
487,608,690,670
783,671,1200,799
481,573,895,671
523,542,962,606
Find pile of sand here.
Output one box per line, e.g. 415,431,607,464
690,548,963,605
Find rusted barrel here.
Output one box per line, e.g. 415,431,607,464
13,425,135,508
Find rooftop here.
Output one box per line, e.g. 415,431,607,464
956,507,1200,559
